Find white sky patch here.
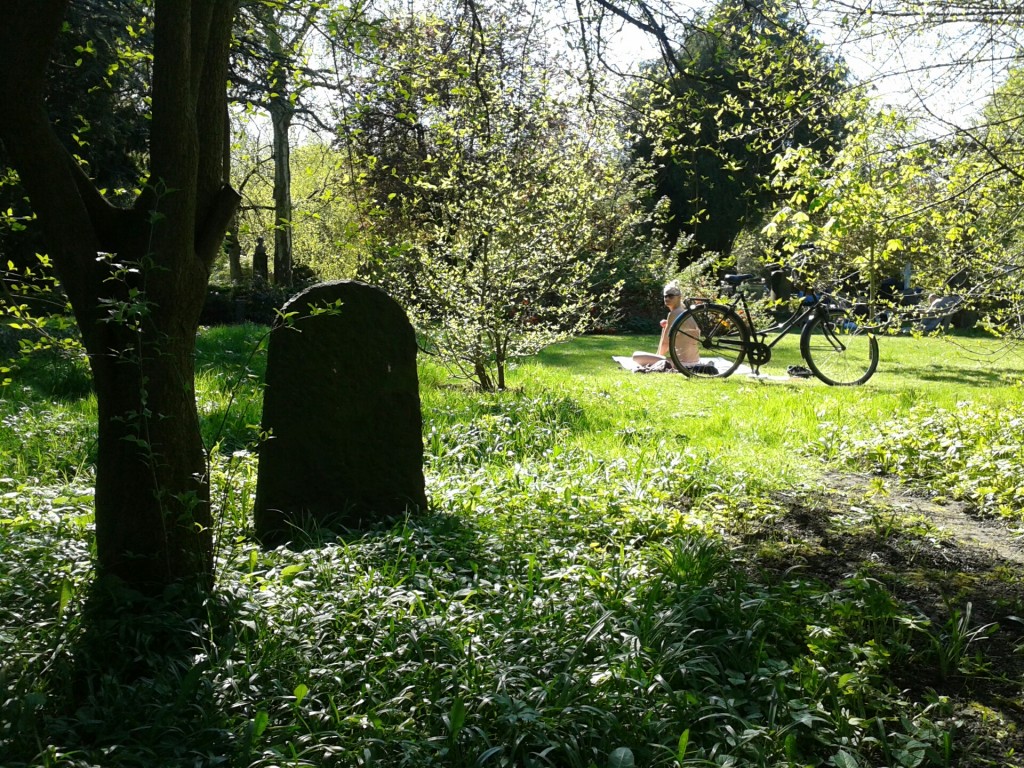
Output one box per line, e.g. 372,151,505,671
588,3,1014,133
803,10,1016,133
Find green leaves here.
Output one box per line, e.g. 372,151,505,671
348,10,631,390
765,101,960,299
5,329,1019,766
829,400,1024,521
608,746,635,767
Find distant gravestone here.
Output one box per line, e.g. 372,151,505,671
254,280,427,546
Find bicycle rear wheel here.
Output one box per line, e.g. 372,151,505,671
800,312,879,386
668,304,748,379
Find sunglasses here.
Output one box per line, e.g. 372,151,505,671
663,293,680,299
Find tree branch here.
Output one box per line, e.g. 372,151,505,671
196,184,242,270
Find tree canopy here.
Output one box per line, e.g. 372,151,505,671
624,0,851,264
345,4,636,389
0,3,150,277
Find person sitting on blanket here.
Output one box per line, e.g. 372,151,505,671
632,282,700,368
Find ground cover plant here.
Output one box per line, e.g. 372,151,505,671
1,325,1023,767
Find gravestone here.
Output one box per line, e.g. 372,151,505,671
254,280,427,546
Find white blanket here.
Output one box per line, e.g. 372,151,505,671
613,356,802,381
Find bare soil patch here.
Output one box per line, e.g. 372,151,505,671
825,471,1024,566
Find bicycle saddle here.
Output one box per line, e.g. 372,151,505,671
722,273,757,286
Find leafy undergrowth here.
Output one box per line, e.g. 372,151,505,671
737,480,1024,768
820,399,1024,523
3,387,1023,768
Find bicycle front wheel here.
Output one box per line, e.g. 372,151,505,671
800,312,879,386
668,304,748,379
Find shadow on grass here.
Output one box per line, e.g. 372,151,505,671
4,579,243,768
7,347,94,401
894,364,1013,387
8,506,491,768
195,321,270,383
753,490,1024,767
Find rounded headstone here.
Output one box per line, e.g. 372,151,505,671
254,280,427,546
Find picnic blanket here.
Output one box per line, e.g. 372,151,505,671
612,355,799,382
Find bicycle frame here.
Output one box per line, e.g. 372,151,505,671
703,281,825,351
672,273,880,385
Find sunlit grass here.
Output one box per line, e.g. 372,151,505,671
1,326,1022,767
512,331,1024,483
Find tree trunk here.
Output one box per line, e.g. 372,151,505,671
226,222,243,284
474,358,493,391
0,0,240,595
224,117,243,284
253,238,270,283
87,248,213,588
496,347,506,390
270,100,294,287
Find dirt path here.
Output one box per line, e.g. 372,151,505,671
823,471,1024,565
763,471,1024,768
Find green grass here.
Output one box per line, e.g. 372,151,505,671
512,332,1024,481
1,327,1023,767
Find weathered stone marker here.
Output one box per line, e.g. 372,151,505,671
254,280,427,546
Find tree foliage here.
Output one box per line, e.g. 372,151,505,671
791,0,1024,329
1,2,150,288
622,0,850,263
348,4,635,390
229,133,364,283
766,104,943,292
766,90,1024,334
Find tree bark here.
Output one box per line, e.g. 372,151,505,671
0,0,240,594
262,14,296,289
226,222,244,284
270,99,294,287
224,111,243,284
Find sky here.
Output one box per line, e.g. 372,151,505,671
810,17,1012,132
592,2,1014,134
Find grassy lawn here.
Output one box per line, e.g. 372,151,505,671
1,326,1023,767
517,332,1024,481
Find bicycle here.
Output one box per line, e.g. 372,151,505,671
666,273,880,386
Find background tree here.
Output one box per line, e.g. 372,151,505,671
232,1,329,287
927,71,1024,334
0,1,239,594
765,103,946,298
795,0,1024,330
619,0,850,265
230,1,371,287
348,4,634,390
228,131,366,283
